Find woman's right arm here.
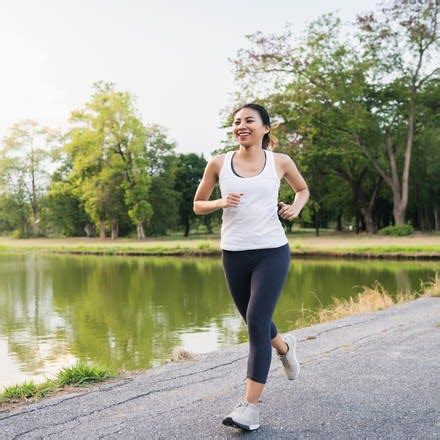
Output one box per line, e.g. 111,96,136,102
193,157,224,215
193,156,244,215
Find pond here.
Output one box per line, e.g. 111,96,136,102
0,252,438,388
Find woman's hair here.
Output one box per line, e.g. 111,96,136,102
232,103,278,150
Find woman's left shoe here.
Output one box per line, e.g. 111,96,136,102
276,334,300,380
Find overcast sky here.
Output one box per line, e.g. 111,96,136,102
0,0,379,159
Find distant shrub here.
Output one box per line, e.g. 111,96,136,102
10,229,27,239
378,224,414,236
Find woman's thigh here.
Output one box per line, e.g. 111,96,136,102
221,250,252,320
221,244,291,322
247,243,291,323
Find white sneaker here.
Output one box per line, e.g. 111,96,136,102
222,399,260,431
276,334,300,380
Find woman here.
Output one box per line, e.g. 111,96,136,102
193,103,310,431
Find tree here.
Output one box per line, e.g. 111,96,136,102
142,124,180,236
228,13,384,233
42,179,91,236
173,153,207,237
65,81,153,239
1,119,59,236
227,1,440,230
356,0,440,224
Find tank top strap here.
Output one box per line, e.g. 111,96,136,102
266,150,279,180
219,150,233,179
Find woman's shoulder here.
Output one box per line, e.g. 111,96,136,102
205,152,228,177
271,151,288,158
271,151,290,165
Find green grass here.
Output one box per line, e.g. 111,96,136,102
0,361,115,403
340,245,440,253
0,242,439,258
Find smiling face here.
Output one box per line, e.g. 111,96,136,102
232,107,270,148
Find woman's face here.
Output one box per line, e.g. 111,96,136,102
232,108,269,148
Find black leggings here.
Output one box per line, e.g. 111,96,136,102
221,242,291,384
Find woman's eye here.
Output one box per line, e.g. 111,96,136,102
234,120,254,124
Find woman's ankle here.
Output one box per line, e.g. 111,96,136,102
245,398,259,405
276,341,289,355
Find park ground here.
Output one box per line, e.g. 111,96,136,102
0,230,439,258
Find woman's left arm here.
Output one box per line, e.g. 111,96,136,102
278,154,310,221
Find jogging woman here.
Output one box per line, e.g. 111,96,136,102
193,103,310,431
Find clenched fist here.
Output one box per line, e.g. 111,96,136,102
278,201,300,221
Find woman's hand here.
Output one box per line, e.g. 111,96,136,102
219,192,244,208
278,201,300,221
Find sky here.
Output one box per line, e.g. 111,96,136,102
0,0,379,159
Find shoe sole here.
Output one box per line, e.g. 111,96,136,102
283,335,300,380
222,416,260,431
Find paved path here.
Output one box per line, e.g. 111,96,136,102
1,297,439,439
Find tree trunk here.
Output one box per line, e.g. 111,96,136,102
84,224,93,237
397,88,416,226
335,167,381,235
137,222,145,239
360,214,366,232
423,206,432,232
355,210,360,234
23,220,31,237
31,206,39,236
111,219,119,239
393,208,405,225
336,211,342,231
313,212,320,236
360,206,374,234
434,206,439,231
99,220,106,239
355,122,412,227
30,150,39,236
203,216,213,234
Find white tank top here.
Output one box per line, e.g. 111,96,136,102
218,149,288,251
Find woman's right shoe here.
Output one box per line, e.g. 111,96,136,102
222,399,260,431
277,333,300,380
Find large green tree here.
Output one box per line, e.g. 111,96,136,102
227,1,439,230
65,81,153,239
355,0,440,225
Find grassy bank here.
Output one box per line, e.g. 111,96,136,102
0,234,439,259
0,362,116,411
1,271,438,411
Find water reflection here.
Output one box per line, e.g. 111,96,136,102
0,253,437,388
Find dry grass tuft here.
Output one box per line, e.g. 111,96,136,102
419,272,440,297
170,347,201,362
293,272,438,329
317,281,395,322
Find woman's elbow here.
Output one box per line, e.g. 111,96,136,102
193,200,202,215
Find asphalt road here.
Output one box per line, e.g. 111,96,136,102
1,297,439,439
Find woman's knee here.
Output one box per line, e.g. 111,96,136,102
246,310,271,337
